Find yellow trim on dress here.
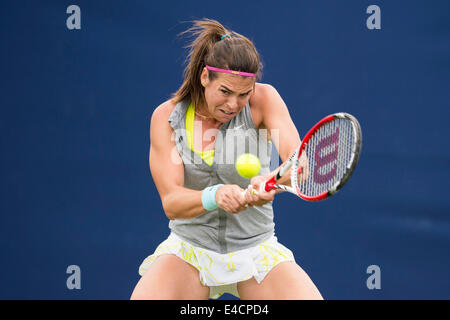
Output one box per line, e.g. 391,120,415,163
185,102,215,166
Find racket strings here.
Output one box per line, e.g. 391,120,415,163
296,119,355,197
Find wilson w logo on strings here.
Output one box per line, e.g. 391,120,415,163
313,127,340,184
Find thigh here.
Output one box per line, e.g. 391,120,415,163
130,254,210,300
237,261,323,300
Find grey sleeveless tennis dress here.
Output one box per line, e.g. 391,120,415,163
168,99,275,254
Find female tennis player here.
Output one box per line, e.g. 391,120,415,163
130,19,323,300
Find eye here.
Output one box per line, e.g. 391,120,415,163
221,89,230,95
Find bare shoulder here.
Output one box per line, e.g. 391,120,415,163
249,83,280,128
151,99,177,124
150,99,177,144
252,83,278,100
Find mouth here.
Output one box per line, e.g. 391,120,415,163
219,109,235,116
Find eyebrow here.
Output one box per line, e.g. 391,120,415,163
220,85,253,95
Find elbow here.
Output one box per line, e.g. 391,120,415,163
162,202,176,220
166,213,176,221
162,198,177,220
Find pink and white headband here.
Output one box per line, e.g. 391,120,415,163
205,65,256,78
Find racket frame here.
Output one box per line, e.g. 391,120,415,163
261,112,362,201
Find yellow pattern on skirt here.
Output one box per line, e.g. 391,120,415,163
138,233,295,299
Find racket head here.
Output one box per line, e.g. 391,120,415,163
292,112,362,201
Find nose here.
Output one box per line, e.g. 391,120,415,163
226,96,239,111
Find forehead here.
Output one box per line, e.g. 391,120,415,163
213,73,255,92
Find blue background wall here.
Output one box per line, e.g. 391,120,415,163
1,0,449,299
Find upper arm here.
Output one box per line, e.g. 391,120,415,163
149,101,185,205
252,84,301,162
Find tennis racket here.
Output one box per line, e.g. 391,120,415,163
251,112,362,201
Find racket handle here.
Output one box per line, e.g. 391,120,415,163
244,177,276,196
261,176,277,192
241,186,259,196
242,182,265,197
257,182,265,194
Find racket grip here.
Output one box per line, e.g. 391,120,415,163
245,183,264,196
247,180,272,195
242,186,259,196
258,182,265,194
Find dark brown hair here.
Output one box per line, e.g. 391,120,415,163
171,19,262,108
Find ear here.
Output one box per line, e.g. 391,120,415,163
200,67,209,87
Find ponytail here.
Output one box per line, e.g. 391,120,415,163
171,19,262,108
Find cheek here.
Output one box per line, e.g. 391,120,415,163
210,94,227,106
205,89,221,104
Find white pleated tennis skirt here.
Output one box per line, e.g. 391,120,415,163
138,232,295,299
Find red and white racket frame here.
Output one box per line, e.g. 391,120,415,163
258,112,362,201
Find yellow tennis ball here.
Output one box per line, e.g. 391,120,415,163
235,153,261,179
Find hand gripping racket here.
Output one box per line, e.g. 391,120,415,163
252,112,362,201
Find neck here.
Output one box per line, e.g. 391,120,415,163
194,104,222,127
195,110,212,119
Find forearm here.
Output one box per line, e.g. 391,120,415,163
162,187,208,220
